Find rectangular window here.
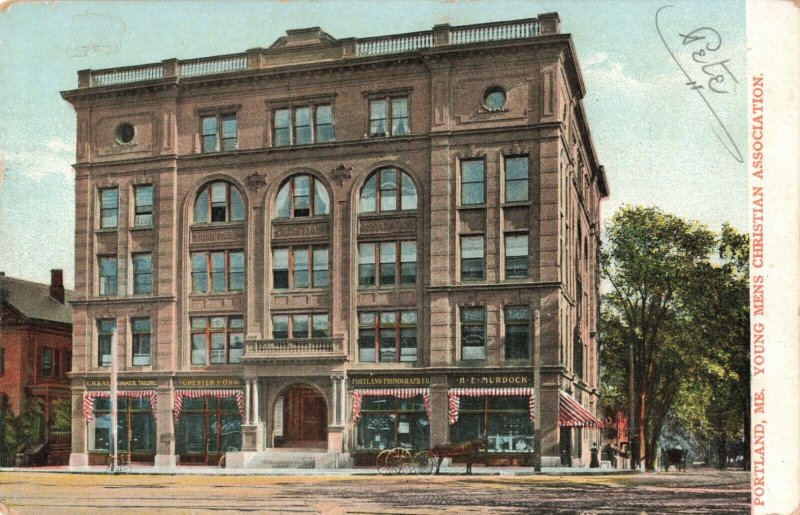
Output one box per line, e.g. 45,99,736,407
358,310,417,363
99,188,119,229
461,160,486,205
451,396,532,452
379,242,397,286
42,347,53,377
369,96,409,137
99,256,118,296
400,241,417,285
505,234,529,279
272,105,334,146
190,316,243,365
505,307,530,360
358,243,376,287
132,253,153,295
131,318,152,366
201,114,237,152
272,313,329,339
272,246,328,290
505,156,529,202
359,241,416,287
272,315,289,339
460,236,485,281
134,184,154,227
97,319,115,367
356,395,429,451
190,251,244,293
461,307,486,360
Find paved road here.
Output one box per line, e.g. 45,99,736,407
0,470,749,514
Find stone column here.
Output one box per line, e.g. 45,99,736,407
241,378,263,452
154,380,176,467
69,386,88,467
429,374,449,447
331,376,339,425
252,379,260,425
244,380,251,425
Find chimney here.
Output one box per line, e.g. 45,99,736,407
50,269,64,304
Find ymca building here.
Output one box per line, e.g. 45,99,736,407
62,12,608,468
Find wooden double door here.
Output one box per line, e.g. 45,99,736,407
283,386,327,447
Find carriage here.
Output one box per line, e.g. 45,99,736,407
375,438,488,475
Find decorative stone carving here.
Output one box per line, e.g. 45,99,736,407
244,172,267,192
359,216,416,235
505,142,528,156
330,164,352,186
191,227,244,244
272,221,327,240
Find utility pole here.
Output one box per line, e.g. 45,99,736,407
110,326,118,472
533,310,542,472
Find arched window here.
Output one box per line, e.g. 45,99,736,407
273,174,330,219
358,168,417,214
194,181,245,223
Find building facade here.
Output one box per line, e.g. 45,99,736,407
62,13,608,468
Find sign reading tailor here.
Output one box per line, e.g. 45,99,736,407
175,377,244,388
451,373,532,387
350,375,430,388
86,378,158,390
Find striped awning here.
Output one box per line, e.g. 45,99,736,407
352,388,431,423
82,390,157,421
559,392,604,428
447,387,535,425
173,389,244,418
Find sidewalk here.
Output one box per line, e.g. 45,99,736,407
1,465,639,476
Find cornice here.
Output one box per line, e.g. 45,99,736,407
69,295,177,307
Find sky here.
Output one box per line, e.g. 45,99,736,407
0,0,747,288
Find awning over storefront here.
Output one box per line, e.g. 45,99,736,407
352,388,431,423
559,392,604,428
82,390,157,421
173,389,244,418
448,387,534,425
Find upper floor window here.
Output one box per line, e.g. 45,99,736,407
132,253,153,295
460,236,485,282
369,97,409,137
504,156,529,202
194,181,245,224
131,318,152,366
461,307,486,361
97,319,116,367
272,313,330,339
461,159,485,206
201,113,237,153
273,105,334,146
272,246,328,290
99,188,119,229
99,256,118,296
190,315,244,365
42,347,54,377
358,310,417,363
505,307,530,360
358,241,417,287
134,184,154,227
191,250,244,293
358,168,417,213
505,234,529,279
273,174,330,219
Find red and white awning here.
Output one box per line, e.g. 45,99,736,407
352,388,431,423
559,391,604,428
173,389,244,418
447,387,534,425
82,390,157,421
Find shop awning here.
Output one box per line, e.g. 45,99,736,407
352,388,431,423
447,387,535,425
82,390,157,421
173,389,244,418
559,392,604,428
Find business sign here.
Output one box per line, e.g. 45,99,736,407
86,378,158,390
175,377,244,389
350,375,430,388
450,373,532,387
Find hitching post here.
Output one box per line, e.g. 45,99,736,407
533,310,542,472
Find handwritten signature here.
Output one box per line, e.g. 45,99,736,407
655,5,743,163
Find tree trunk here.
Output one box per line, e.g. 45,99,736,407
717,433,728,469
639,391,648,470
741,396,751,471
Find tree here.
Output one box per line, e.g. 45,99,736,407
600,206,716,470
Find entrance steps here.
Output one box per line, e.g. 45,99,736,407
225,448,352,469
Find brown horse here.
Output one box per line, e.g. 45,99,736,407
429,437,488,474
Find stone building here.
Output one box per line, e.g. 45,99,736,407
62,12,608,468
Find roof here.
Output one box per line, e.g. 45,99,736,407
0,275,74,326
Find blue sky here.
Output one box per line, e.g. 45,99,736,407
0,0,747,288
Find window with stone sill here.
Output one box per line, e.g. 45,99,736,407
190,316,244,365
369,96,409,137
131,318,152,366
504,156,529,203
41,347,54,377
273,174,330,219
99,187,119,229
194,181,245,224
97,319,116,368
201,113,237,153
273,104,334,146
191,250,244,294
358,310,417,363
271,313,330,339
504,234,529,279
504,306,530,360
98,255,118,296
272,246,328,290
460,306,486,361
134,184,154,227
460,236,485,282
132,253,153,295
460,159,486,206
358,241,417,287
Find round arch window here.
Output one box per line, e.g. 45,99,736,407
115,123,135,144
483,87,507,111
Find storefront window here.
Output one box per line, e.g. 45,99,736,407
451,396,532,453
356,395,429,451
176,396,242,463
88,397,156,455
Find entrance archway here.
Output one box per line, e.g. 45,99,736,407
280,385,327,448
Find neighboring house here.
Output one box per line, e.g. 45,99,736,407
0,270,73,445
61,12,608,469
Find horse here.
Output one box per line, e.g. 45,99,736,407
429,437,489,474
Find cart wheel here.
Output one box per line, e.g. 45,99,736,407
376,449,392,475
413,451,437,475
386,448,411,475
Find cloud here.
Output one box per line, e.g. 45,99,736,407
583,59,649,92
581,51,608,67
1,135,74,181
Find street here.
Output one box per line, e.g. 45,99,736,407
0,469,749,514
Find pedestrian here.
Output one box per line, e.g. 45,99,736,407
590,444,600,468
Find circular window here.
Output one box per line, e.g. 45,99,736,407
115,123,135,144
483,87,507,111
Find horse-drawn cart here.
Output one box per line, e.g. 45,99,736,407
376,438,487,475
